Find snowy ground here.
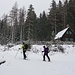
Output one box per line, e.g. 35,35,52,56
0,44,75,75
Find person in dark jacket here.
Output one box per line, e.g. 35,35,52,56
42,46,50,62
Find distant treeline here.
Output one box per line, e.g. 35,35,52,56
0,0,75,44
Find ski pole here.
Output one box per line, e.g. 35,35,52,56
15,50,19,58
41,51,44,56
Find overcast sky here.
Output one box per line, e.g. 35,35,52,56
0,0,61,18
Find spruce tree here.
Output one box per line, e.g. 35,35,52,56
19,7,26,42
67,0,75,32
9,2,18,43
56,0,63,32
25,4,37,41
37,11,49,41
63,0,68,28
48,0,57,39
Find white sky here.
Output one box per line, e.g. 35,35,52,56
0,0,61,18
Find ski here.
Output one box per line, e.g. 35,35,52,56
23,58,29,61
0,60,6,65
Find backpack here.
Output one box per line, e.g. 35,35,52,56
25,44,28,49
46,47,49,53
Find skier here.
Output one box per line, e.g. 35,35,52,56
21,42,28,59
42,46,50,62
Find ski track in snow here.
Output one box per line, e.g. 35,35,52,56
0,45,75,75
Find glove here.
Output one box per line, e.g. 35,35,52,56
19,48,21,50
42,51,44,52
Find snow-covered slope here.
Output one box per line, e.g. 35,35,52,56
0,44,75,75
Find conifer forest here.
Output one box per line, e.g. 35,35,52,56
0,0,75,44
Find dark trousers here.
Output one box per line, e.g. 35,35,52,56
23,51,26,59
43,53,50,61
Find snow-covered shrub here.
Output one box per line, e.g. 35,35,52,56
58,46,64,53
7,43,15,48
